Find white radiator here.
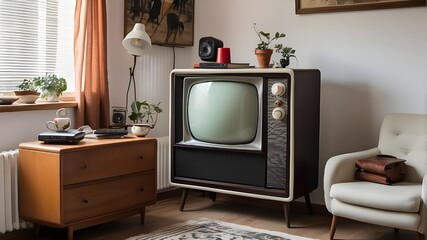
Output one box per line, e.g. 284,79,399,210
0,150,30,233
156,136,172,191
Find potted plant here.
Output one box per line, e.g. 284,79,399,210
253,23,286,68
128,100,163,137
33,74,67,102
274,44,297,68
14,79,40,103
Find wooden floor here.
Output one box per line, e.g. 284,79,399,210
1,190,420,240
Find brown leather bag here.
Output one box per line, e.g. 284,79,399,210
355,155,406,185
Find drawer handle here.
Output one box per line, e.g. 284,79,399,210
139,156,144,160
81,164,88,169
83,199,89,204
140,188,144,192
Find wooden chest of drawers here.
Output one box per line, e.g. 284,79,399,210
18,137,157,240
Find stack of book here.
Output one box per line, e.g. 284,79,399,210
194,62,254,69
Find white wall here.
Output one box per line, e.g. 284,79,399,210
0,108,76,151
109,0,427,205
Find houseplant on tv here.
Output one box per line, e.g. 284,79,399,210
128,100,163,137
253,23,286,68
14,78,40,103
274,44,297,68
33,74,67,102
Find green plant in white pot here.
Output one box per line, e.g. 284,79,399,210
33,74,67,101
274,44,297,68
128,100,163,137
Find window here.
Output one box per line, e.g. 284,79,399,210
0,0,75,92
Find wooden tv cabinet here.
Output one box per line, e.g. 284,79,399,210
170,69,321,227
18,137,157,240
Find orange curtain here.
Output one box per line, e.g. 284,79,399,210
74,0,110,129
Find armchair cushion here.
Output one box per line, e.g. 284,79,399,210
330,181,421,212
331,199,421,231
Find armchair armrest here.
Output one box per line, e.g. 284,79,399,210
423,175,427,205
323,147,380,212
420,174,427,235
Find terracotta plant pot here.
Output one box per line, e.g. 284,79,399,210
255,49,273,68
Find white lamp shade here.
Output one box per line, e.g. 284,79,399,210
122,23,152,56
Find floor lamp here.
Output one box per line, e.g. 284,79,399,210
122,23,152,118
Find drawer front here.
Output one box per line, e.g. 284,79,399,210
62,141,156,185
63,172,155,223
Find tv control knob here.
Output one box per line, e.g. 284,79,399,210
275,100,284,106
272,107,286,120
271,83,286,96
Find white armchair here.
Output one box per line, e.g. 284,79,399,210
324,113,427,240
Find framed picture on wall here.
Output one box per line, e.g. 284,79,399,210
296,0,425,14
124,0,194,47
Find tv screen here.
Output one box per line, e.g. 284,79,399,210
187,81,258,144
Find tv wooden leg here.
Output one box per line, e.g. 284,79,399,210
283,202,291,228
180,188,189,211
209,192,216,202
304,194,313,215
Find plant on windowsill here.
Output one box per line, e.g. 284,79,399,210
274,44,297,68
253,23,286,68
33,74,67,102
14,79,40,104
128,100,163,137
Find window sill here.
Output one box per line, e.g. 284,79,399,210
0,101,77,113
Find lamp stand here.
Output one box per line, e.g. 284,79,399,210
125,55,138,116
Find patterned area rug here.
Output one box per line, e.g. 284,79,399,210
126,218,317,240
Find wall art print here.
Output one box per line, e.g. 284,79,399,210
124,0,194,46
296,0,425,14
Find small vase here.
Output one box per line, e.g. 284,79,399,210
131,123,152,137
280,58,290,68
42,92,59,102
255,49,273,68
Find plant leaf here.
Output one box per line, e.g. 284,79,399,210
259,31,270,39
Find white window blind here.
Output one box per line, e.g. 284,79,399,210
0,0,75,92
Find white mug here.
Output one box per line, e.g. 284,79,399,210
56,108,68,118
46,117,71,132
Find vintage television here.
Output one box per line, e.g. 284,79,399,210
169,68,320,225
